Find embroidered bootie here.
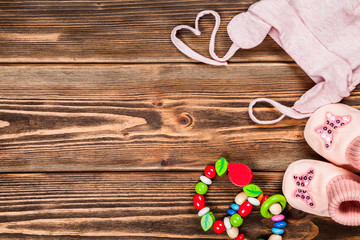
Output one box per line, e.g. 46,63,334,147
282,159,360,226
304,103,360,172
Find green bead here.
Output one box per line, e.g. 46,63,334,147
230,213,243,227
215,157,228,176
243,184,262,197
260,194,287,218
201,212,215,231
195,182,208,195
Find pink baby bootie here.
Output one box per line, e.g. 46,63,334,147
282,159,360,226
304,103,360,172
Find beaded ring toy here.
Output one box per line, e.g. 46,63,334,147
193,158,288,240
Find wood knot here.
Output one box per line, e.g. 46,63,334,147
154,101,163,107
161,160,168,167
177,113,193,127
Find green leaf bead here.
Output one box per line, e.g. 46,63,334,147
195,182,208,195
243,184,262,197
215,157,228,176
201,212,215,231
230,213,243,227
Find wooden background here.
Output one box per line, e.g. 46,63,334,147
0,0,359,239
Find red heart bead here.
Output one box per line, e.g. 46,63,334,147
227,162,253,187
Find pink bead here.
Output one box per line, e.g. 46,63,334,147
271,214,285,222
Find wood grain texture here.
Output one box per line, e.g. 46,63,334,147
0,63,346,172
0,172,359,239
0,0,292,63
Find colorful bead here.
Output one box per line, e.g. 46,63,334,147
231,203,240,211
224,216,232,230
243,184,262,197
226,226,239,239
213,220,225,234
235,192,248,205
201,212,215,231
248,197,260,206
269,203,283,215
195,182,208,195
235,233,245,240
272,228,285,235
198,207,210,217
204,165,216,179
261,195,269,205
227,208,237,215
271,214,285,222
227,162,253,187
200,175,212,185
260,195,287,218
268,234,282,240
257,193,264,202
215,157,228,176
193,194,205,210
230,214,243,227
238,201,253,217
273,221,287,228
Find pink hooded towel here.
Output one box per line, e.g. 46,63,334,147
171,0,360,124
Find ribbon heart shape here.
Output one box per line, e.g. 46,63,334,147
171,10,238,66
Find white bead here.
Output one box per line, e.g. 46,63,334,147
198,207,210,217
226,226,239,239
200,175,212,185
269,203,283,215
248,197,260,206
223,216,232,230
268,234,282,240
235,192,248,205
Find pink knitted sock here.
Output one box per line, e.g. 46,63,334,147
327,175,360,226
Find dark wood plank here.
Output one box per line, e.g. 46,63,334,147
0,172,358,239
1,63,360,172
0,0,291,63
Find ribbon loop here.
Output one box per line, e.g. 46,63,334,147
249,98,312,124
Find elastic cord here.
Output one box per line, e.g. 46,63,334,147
249,98,312,124
171,10,240,66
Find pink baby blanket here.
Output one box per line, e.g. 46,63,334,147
171,0,360,124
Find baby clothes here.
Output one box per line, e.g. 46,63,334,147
172,0,360,124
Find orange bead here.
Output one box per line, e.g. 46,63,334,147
257,193,264,202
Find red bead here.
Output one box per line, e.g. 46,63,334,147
193,194,205,210
238,201,253,217
235,234,245,240
227,162,253,187
213,220,225,234
204,165,216,179
261,195,269,205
